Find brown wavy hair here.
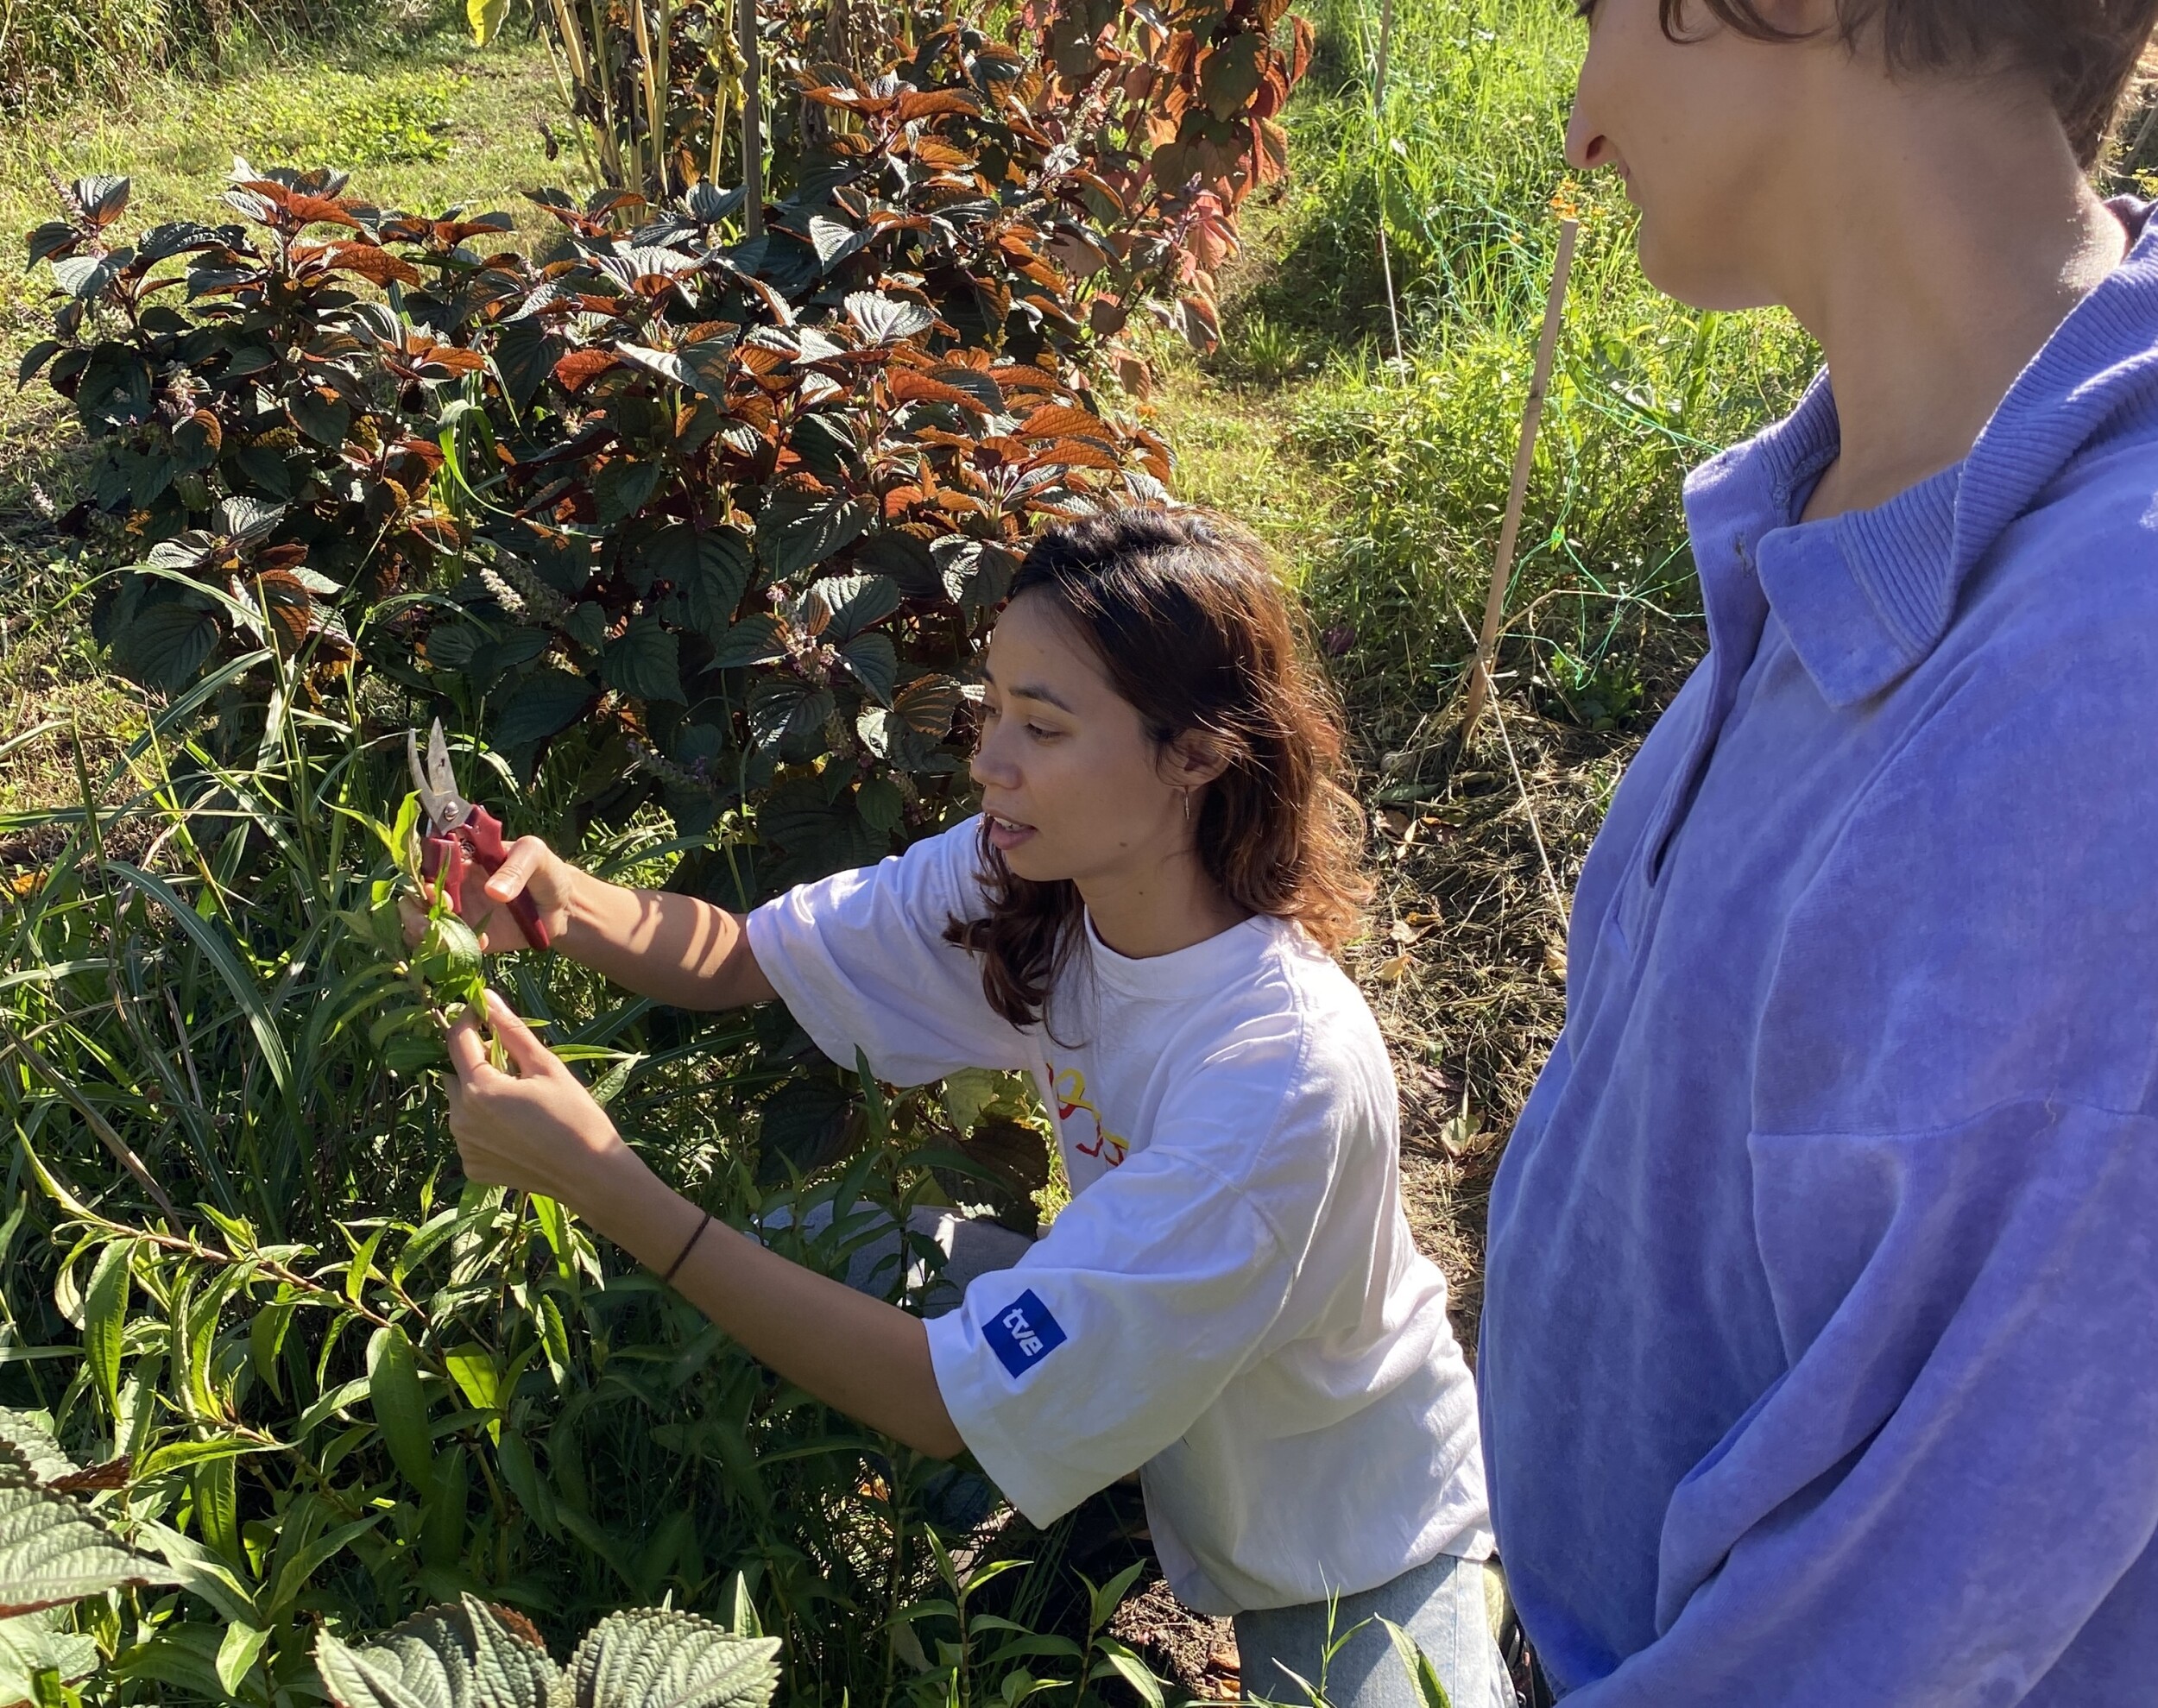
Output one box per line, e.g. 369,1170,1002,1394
944,507,1371,1031
1648,0,2158,167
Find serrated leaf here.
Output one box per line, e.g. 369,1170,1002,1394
0,1610,100,1703
492,669,596,748
73,175,131,227
0,1415,76,1489
837,633,897,705
217,495,286,540
615,343,693,387
642,524,752,638
568,1606,781,1708
600,615,685,704
313,1628,442,1708
806,213,869,270
0,1446,173,1616
844,292,935,343
25,221,75,268
855,775,904,834
592,457,664,526
748,677,834,754
812,573,900,641
321,1597,560,1708
111,597,221,690
50,252,122,299
709,615,788,670
757,487,870,581
894,673,963,739
368,1326,435,1493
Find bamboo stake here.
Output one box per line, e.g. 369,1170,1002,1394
628,0,660,197
739,0,765,238
1461,215,1580,739
1371,0,1404,367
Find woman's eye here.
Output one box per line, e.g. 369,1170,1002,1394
1025,724,1057,741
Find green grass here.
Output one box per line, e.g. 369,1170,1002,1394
1187,0,1817,758
0,10,568,507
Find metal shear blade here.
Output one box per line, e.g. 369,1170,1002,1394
407,719,471,832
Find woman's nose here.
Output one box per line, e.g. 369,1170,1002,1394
969,733,1017,790
1564,104,1614,172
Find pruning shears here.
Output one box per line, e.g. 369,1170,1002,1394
406,718,552,950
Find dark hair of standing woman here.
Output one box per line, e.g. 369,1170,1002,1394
946,506,1371,1031
1634,0,2158,167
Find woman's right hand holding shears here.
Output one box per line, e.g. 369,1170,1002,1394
404,836,579,955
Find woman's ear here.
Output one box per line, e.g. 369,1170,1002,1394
1160,732,1233,791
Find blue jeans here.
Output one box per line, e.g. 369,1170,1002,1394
1234,1552,1516,1708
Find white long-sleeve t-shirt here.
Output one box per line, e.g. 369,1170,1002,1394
746,818,1492,1614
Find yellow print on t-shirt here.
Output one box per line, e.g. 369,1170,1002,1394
1052,1066,1129,1168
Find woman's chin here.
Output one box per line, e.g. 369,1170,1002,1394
994,835,1065,884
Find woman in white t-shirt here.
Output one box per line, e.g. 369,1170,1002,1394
427,507,1506,1707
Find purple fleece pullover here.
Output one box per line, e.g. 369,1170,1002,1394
1482,201,2158,1705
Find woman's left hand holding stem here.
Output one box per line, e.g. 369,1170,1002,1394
443,992,691,1270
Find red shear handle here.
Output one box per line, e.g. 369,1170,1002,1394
460,806,553,951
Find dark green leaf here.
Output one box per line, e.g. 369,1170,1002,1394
561,602,609,654
748,677,833,754
592,457,664,526
25,221,75,268
855,775,904,834
837,633,896,705
600,615,685,703
493,318,564,410
709,614,788,670
73,345,153,429
113,599,221,690
289,388,351,447
50,251,124,300
642,523,754,637
16,341,60,388
814,573,901,641
757,487,871,582
492,668,596,747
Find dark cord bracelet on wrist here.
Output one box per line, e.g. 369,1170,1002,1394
661,1211,712,1285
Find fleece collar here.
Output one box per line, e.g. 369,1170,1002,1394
1686,199,2158,708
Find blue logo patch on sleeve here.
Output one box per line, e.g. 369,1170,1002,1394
984,1289,1068,1378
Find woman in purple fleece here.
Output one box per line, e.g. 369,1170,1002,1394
1484,3,2158,1704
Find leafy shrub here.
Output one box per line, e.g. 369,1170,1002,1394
0,1408,785,1708
0,681,1120,1705
6,0,1303,1693
314,1591,780,1708
23,0,1303,891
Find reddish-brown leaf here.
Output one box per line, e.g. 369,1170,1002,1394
326,243,423,288
890,370,989,411
909,137,977,170
554,349,622,392
1016,403,1108,441
239,182,362,231
896,89,982,123
1028,438,1124,471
